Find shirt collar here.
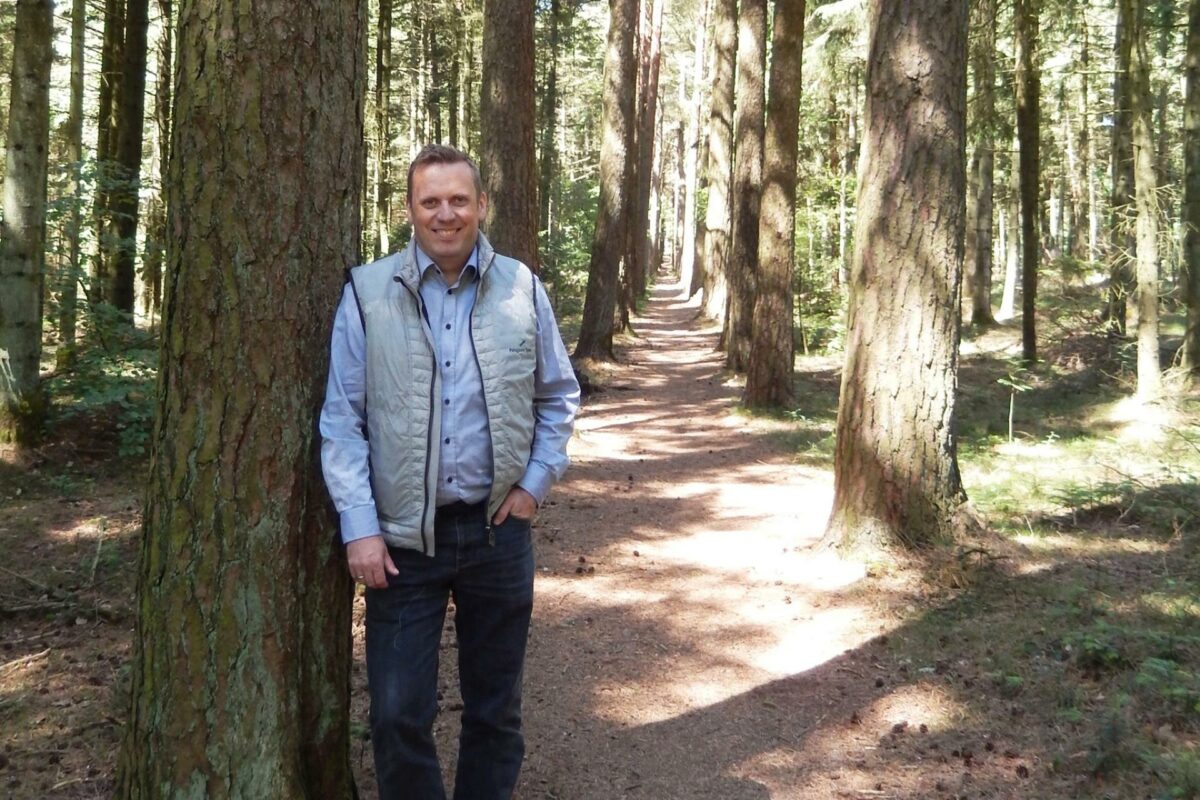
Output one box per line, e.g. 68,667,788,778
414,241,479,288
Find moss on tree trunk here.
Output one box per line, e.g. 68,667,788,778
115,2,365,796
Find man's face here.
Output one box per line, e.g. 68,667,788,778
407,162,487,272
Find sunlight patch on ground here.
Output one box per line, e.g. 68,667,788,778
867,683,967,732
1101,396,1176,444
1014,531,1172,556
44,516,110,542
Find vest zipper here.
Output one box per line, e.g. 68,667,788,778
403,279,437,556
468,272,495,547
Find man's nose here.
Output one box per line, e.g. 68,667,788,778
435,202,455,219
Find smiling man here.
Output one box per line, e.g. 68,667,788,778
320,144,580,799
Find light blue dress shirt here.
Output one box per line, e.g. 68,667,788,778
320,242,581,544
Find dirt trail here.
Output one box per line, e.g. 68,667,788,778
509,281,895,799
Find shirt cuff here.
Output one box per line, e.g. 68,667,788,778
517,463,554,506
339,503,382,544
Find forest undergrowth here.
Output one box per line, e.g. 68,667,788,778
1,278,1199,798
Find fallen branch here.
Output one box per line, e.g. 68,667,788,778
0,647,50,674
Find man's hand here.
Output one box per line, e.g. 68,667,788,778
492,485,537,526
346,536,399,589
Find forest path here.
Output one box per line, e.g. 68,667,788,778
512,279,890,799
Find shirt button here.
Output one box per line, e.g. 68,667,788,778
444,398,450,405
447,289,453,295
447,476,454,484
444,360,451,367
444,437,450,444
445,323,452,330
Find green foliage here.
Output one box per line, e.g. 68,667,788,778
45,313,158,458
1066,623,1132,674
1152,749,1200,800
1055,467,1200,537
1135,658,1200,724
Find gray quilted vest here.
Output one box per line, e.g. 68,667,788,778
347,233,537,555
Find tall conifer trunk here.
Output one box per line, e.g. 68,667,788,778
1184,0,1200,378
1131,0,1160,400
1107,0,1135,332
106,0,150,314
966,0,996,327
0,0,53,448
825,0,970,551
481,0,539,269
1014,0,1040,363
698,0,736,319
744,0,805,409
114,1,364,795
61,0,87,351
575,0,638,360
725,0,766,371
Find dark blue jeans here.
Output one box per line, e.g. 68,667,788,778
365,500,535,800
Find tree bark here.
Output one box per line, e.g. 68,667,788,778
114,1,364,796
1131,0,1160,401
699,0,736,319
725,0,766,372
1185,0,1200,378
93,0,126,301
0,0,53,448
744,0,805,409
373,0,392,260
60,0,87,351
142,0,171,322
106,0,150,314
629,0,664,301
574,0,638,360
481,0,539,270
1107,0,1135,333
966,0,996,327
824,0,970,552
677,0,709,298
1014,0,1040,363
537,0,561,246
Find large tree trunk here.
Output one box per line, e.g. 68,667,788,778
106,0,150,314
743,0,805,409
113,1,364,796
824,0,969,552
699,0,736,319
966,0,996,327
1131,0,1160,401
1185,0,1200,378
1014,0,1040,363
574,0,638,360
0,0,53,448
725,0,766,372
481,0,539,270
1107,0,1135,333
60,0,87,352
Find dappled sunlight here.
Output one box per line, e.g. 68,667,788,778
1103,395,1177,444
1014,531,1172,556
865,682,969,733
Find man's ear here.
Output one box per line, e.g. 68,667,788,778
478,191,488,217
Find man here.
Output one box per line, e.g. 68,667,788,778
320,144,580,799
